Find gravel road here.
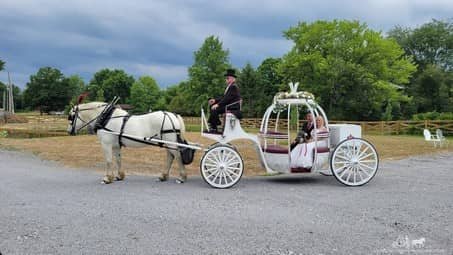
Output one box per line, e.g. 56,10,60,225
1,149,452,255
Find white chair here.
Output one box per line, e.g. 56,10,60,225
436,129,449,148
423,129,441,148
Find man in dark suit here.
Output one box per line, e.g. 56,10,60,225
299,112,315,140
290,113,314,150
208,68,242,132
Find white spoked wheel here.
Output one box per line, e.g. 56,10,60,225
330,138,379,186
200,145,244,189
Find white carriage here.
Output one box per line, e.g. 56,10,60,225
199,83,379,188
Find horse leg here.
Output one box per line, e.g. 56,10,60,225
175,152,187,184
101,143,114,184
113,147,125,181
158,150,174,182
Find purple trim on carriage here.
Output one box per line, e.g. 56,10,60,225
316,147,329,153
259,130,288,135
291,167,312,173
263,145,329,154
262,145,288,154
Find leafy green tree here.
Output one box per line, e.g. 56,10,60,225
388,19,453,114
129,76,161,113
154,84,178,111
67,75,85,95
87,69,134,103
388,19,453,70
23,67,79,113
0,59,4,72
411,65,453,113
280,20,416,120
12,85,23,111
238,63,262,117
257,58,284,113
186,36,230,115
168,82,194,115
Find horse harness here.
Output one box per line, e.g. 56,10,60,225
71,104,195,164
98,109,182,150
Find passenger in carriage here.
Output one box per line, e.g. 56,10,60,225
207,68,242,133
290,112,314,150
290,116,329,168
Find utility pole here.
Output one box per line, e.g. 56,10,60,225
7,71,14,114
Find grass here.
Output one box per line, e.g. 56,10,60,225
0,132,451,177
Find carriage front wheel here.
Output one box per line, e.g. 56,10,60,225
330,138,379,186
200,145,244,188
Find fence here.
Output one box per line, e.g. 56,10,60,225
183,117,453,135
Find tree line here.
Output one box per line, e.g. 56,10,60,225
1,19,452,120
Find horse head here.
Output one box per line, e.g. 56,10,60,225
67,102,107,136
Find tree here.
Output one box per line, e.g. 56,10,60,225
67,75,86,95
87,69,134,103
388,19,453,70
23,67,79,113
388,19,453,114
411,65,453,113
257,58,284,113
238,63,262,117
0,59,4,72
12,85,23,111
186,36,230,115
280,20,416,120
167,82,194,115
129,76,161,113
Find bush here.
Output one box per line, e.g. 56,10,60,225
0,130,8,138
412,112,453,120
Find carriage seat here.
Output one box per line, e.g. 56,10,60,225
224,100,243,119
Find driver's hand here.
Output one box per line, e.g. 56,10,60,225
212,104,219,110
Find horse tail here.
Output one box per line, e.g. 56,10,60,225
176,114,186,140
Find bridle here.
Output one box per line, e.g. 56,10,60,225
68,103,108,135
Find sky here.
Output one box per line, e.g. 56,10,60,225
0,0,452,89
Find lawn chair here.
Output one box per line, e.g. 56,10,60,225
423,129,441,148
436,129,449,148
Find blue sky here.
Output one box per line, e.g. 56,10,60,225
1,0,452,89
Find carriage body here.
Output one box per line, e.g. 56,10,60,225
199,83,379,188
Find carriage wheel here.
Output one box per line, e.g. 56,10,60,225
330,138,379,186
200,145,244,189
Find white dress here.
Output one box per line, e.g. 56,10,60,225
290,128,329,168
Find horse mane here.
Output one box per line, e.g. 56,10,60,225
77,92,89,104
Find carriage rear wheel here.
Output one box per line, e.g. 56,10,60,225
330,138,379,186
200,145,244,188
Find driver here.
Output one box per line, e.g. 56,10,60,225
207,68,242,133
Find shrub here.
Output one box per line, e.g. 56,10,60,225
412,112,453,120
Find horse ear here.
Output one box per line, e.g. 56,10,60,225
77,92,89,104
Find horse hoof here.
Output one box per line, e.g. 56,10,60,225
116,172,126,181
175,178,185,184
157,174,168,182
102,175,114,184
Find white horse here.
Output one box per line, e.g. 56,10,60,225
67,101,188,184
